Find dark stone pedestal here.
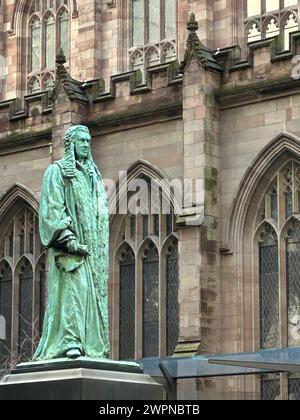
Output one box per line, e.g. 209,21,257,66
0,358,165,400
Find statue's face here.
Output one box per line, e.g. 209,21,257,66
74,130,92,161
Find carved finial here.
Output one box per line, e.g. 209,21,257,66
187,12,199,32
56,48,66,65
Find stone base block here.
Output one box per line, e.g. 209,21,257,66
0,357,165,400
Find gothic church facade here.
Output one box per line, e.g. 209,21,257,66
0,0,300,400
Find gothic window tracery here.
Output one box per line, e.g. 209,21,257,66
27,0,70,93
130,0,177,78
256,159,300,399
245,1,298,50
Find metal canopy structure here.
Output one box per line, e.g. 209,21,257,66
208,347,300,374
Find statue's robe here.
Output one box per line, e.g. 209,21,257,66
33,159,109,360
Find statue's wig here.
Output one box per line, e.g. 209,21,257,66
62,125,99,178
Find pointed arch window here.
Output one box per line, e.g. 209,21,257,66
113,175,179,360
27,0,70,93
131,0,177,78
244,1,298,50
0,202,45,371
256,158,300,399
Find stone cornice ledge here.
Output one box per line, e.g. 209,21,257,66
218,76,300,109
88,101,183,134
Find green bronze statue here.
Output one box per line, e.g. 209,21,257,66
33,125,109,360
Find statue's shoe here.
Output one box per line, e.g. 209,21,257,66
66,348,82,359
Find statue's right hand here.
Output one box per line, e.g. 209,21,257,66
67,239,89,256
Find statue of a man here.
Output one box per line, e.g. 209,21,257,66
33,125,109,360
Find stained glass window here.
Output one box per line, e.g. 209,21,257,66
119,247,136,360
142,243,159,358
166,241,179,356
259,226,279,349
18,260,33,362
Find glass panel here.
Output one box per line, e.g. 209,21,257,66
287,229,300,347
285,191,293,219
159,353,274,379
130,215,136,240
149,0,160,42
0,263,12,366
119,247,136,360
18,261,33,362
133,0,144,46
8,227,14,258
19,231,25,256
289,378,300,400
59,10,69,60
166,242,179,356
266,0,279,12
143,215,149,240
165,0,176,38
285,0,297,6
153,214,159,237
166,211,173,236
39,263,46,336
142,243,159,358
45,15,55,69
261,379,281,400
247,0,261,17
270,187,278,221
259,230,280,348
31,19,41,72
282,164,294,218
27,209,35,255
208,347,300,373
